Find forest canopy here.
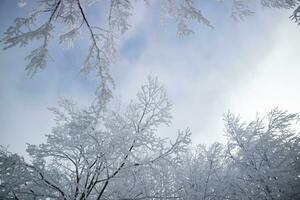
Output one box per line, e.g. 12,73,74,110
1,78,299,199
1,0,300,199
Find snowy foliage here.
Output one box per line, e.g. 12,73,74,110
1,1,300,199
1,79,299,200
0,77,192,199
2,0,300,80
223,109,300,200
232,0,300,21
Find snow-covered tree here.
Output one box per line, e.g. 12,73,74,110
1,0,300,79
0,77,191,199
0,147,33,199
1,1,300,200
168,108,300,200
224,108,300,200
1,102,300,199
174,142,229,200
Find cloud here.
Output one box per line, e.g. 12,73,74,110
228,18,300,119
112,6,299,145
0,1,299,156
0,46,95,155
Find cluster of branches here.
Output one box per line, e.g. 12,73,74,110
2,0,300,82
175,109,300,200
1,1,300,199
1,77,299,200
0,77,191,200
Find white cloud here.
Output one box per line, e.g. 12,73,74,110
228,18,300,120
112,8,300,145
1,2,299,155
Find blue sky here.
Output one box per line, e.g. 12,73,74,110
1,0,300,155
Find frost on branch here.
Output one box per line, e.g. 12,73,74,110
231,0,300,21
25,46,49,76
1,102,300,199
174,142,228,200
2,0,211,79
0,77,192,199
3,0,300,81
231,0,254,21
2,1,58,77
160,0,213,36
224,108,300,199
290,4,300,25
262,0,300,25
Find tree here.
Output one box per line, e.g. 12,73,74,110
0,147,34,199
174,143,228,200
1,1,300,200
1,0,300,81
1,97,300,199
224,108,300,200
0,77,191,200
171,108,300,200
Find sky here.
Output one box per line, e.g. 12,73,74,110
0,0,300,155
